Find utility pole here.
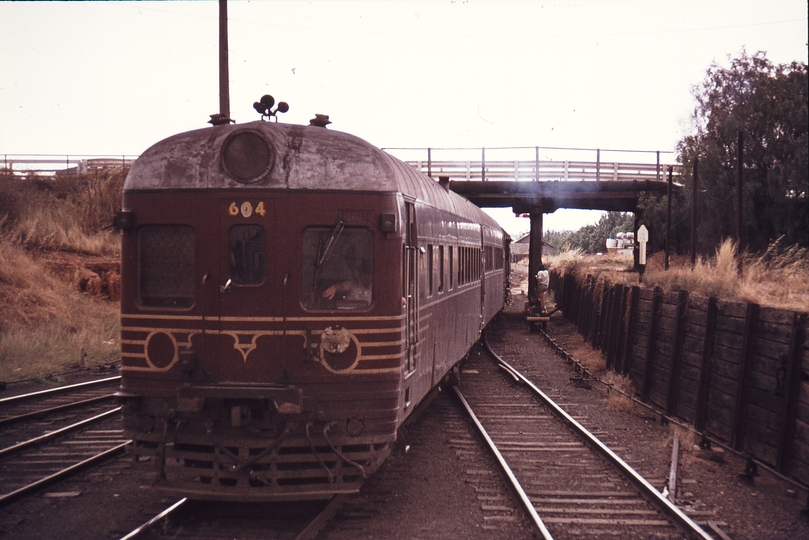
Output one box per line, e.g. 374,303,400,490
691,158,698,267
210,0,231,125
736,131,744,249
665,166,673,270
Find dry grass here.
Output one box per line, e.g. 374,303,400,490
603,371,635,413
546,248,587,277
542,238,809,422
547,312,607,374
675,426,700,454
9,213,120,255
548,249,638,287
0,170,123,383
575,343,607,372
0,240,68,327
0,170,123,255
548,239,809,313
643,239,809,312
668,426,703,474
0,238,120,382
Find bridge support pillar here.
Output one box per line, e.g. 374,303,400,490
528,212,544,300
633,207,643,270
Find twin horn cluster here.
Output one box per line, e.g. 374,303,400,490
253,95,289,121
249,95,330,128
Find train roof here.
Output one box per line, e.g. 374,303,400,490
125,120,504,232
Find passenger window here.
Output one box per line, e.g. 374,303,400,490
438,245,444,293
229,224,265,285
301,225,373,310
427,244,434,296
137,225,195,308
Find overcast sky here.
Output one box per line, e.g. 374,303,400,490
1,1,806,234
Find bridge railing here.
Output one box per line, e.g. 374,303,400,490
384,146,681,183
406,159,681,183
1,154,138,177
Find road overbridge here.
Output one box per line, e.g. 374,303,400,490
389,146,681,302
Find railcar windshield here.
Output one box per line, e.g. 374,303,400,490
229,224,265,285
301,226,373,310
137,225,195,308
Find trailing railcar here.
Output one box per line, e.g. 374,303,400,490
116,119,509,501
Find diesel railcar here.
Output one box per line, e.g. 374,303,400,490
116,117,509,501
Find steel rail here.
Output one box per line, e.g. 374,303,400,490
538,328,809,496
0,394,116,427
452,385,554,540
118,498,188,540
0,376,121,405
483,334,714,540
293,494,349,540
0,407,122,458
118,493,344,540
0,440,130,506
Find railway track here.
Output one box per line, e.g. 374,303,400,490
0,376,128,506
0,376,120,430
116,496,344,540
454,331,713,540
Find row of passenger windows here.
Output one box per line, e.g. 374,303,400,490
136,224,505,309
425,243,505,297
136,224,374,311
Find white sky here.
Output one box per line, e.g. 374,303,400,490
1,1,806,235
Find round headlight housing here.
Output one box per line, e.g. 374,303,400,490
222,131,274,183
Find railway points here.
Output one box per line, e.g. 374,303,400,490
0,377,129,506
0,376,120,429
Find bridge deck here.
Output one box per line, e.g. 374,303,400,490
406,158,679,183
404,159,679,212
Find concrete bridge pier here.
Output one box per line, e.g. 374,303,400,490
527,211,544,302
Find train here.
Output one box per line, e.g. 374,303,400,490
115,110,510,501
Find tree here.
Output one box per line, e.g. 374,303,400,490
561,212,635,254
543,229,573,253
650,51,808,255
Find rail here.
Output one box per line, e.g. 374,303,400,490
1,154,137,176
0,375,121,405
384,146,681,183
482,333,714,540
453,385,554,539
549,270,809,493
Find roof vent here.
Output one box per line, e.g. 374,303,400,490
309,114,331,128
438,176,451,192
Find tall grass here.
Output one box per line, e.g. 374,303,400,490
9,212,120,255
548,238,809,313
643,238,809,312
0,170,123,383
0,239,120,382
0,169,123,255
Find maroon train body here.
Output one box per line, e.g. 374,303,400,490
116,119,509,501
